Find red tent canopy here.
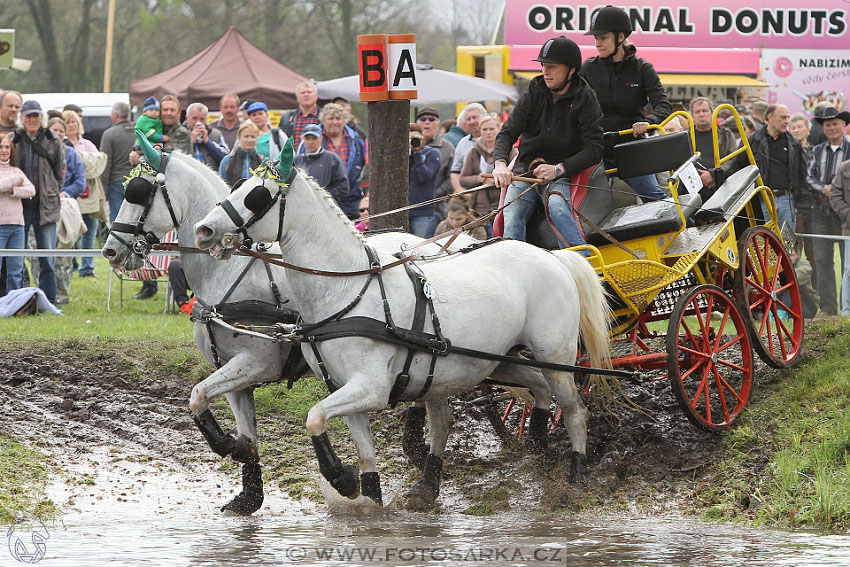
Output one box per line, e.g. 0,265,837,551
129,26,306,111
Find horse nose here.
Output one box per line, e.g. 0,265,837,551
102,247,116,258
197,225,213,239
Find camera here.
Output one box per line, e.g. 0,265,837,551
409,136,422,148
194,123,204,144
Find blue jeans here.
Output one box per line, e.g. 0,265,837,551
107,180,125,224
604,157,667,202
409,215,432,238
502,179,586,249
23,207,57,303
78,214,99,276
0,224,25,292
761,194,796,232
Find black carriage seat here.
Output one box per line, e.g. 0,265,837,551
583,131,699,247
693,165,761,223
614,130,693,179
584,193,702,247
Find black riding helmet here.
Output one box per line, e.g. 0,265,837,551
585,5,632,37
533,36,582,69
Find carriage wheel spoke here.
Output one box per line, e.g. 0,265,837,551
711,366,732,422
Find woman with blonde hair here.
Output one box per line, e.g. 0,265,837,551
219,121,262,187
63,109,108,278
458,114,504,219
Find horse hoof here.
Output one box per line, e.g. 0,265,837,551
332,464,360,499
232,435,259,464
526,435,548,455
402,481,438,511
569,451,588,487
405,444,429,471
221,490,264,516
360,472,383,506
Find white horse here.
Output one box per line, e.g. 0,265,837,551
103,134,550,512
194,154,612,509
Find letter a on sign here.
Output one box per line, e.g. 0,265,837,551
388,34,417,100
358,34,388,101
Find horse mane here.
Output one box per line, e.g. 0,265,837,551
293,166,365,244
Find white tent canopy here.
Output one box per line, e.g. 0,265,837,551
316,64,518,105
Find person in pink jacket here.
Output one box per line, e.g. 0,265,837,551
0,135,36,292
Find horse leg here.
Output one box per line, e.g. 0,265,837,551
545,370,590,486
342,413,382,506
402,403,428,470
189,351,278,460
221,389,264,515
490,359,552,453
306,380,391,501
402,398,452,511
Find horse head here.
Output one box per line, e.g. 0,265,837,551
195,138,296,258
103,130,226,270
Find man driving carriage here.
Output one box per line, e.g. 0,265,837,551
492,36,604,250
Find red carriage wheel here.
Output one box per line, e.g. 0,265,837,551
733,226,804,368
666,284,754,431
482,387,563,441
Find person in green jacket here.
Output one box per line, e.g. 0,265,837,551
135,96,167,144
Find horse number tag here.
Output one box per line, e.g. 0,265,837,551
679,162,703,196
422,281,434,300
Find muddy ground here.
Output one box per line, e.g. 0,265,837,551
0,340,782,518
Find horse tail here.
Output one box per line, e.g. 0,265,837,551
553,250,612,372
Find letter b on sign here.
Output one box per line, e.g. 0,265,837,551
358,34,388,101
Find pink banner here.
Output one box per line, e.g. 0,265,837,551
505,1,850,49
761,49,850,117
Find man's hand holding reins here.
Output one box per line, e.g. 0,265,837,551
492,161,512,188
532,162,560,182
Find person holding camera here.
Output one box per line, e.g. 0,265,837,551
408,123,442,237
185,103,228,170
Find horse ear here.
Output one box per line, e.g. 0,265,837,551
275,137,294,180
135,129,162,170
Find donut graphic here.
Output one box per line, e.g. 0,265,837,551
774,57,793,78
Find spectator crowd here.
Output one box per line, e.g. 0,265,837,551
2,18,850,320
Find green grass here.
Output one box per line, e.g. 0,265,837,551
696,319,850,531
0,257,194,342
0,435,57,524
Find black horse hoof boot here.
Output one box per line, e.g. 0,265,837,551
221,462,264,515
232,435,260,464
333,464,361,499
526,407,550,454
193,409,236,457
403,454,442,511
402,406,428,470
569,451,588,487
360,472,383,506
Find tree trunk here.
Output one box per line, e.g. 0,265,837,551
25,0,65,91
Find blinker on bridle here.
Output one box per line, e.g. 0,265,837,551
109,152,180,256
217,161,294,249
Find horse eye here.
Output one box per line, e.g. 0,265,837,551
125,177,155,205
244,185,273,214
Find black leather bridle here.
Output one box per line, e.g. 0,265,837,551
109,152,180,257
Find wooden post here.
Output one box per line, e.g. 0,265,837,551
103,0,116,92
368,100,410,231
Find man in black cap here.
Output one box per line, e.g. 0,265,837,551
492,36,603,250
807,106,850,316
415,107,454,217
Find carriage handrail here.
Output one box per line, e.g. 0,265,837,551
712,104,764,189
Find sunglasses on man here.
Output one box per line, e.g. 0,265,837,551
418,116,438,122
